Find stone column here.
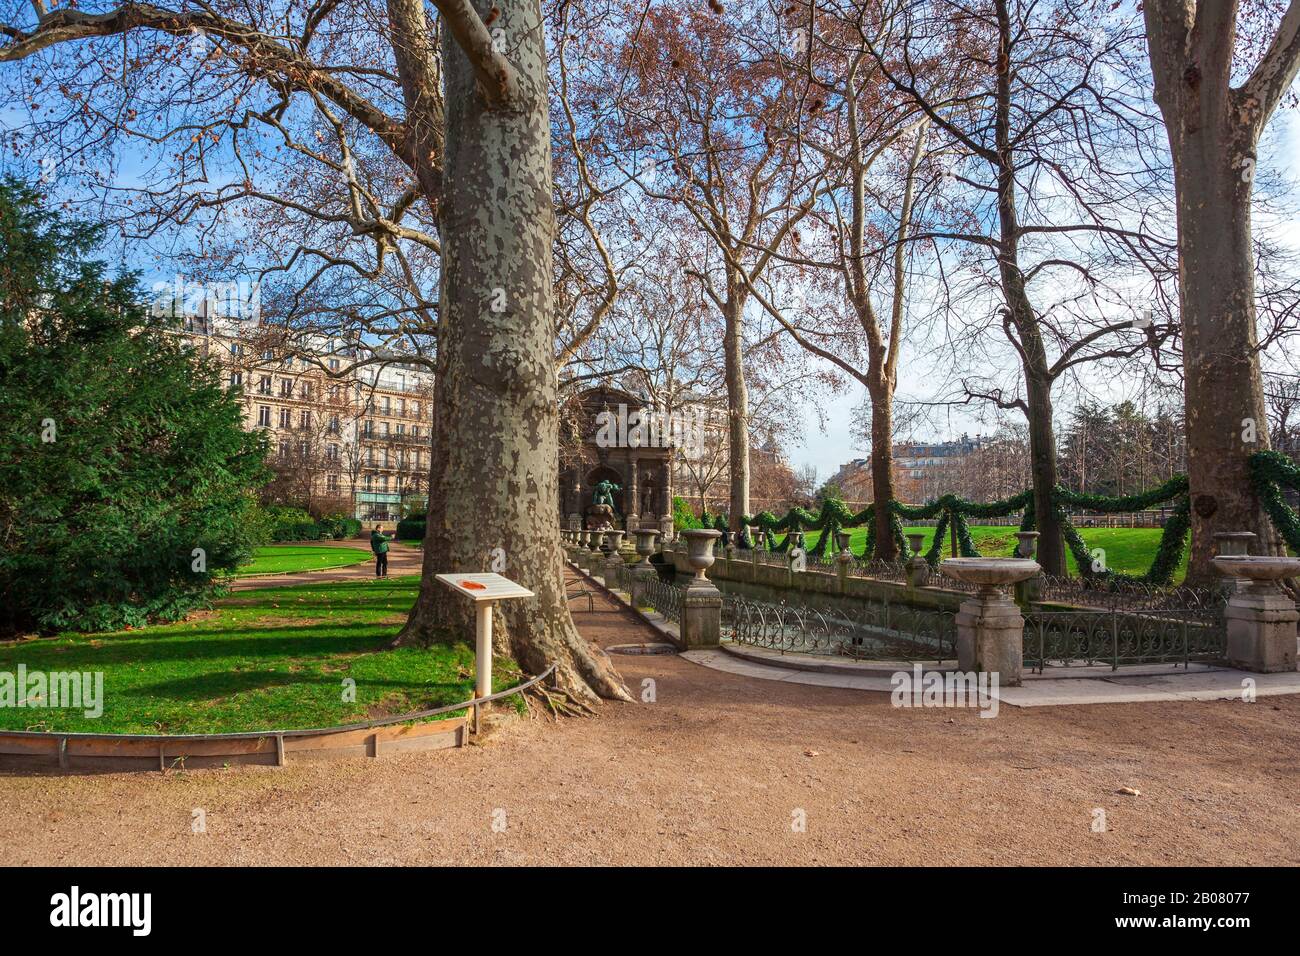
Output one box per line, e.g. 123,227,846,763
680,529,723,649
1213,555,1299,673
626,457,640,532
941,558,1041,687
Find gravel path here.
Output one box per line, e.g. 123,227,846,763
1,568,1296,866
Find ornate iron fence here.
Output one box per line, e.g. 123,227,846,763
1036,574,1223,612
639,576,682,625
1023,604,1226,671
848,558,911,585
722,592,956,662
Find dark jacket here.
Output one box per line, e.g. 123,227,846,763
370,531,391,554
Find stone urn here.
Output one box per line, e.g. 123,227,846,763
905,533,930,587
940,557,1041,598
1213,531,1257,558
941,557,1041,685
587,529,602,552
1015,531,1040,559
835,531,852,555
634,527,661,569
1212,555,1300,672
1210,555,1300,597
604,529,625,554
681,528,723,585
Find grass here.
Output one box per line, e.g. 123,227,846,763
805,525,1188,581
0,575,522,735
236,544,371,576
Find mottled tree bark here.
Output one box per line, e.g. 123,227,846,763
722,275,751,531
1143,0,1300,583
395,0,630,706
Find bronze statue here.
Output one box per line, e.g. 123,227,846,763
592,479,621,510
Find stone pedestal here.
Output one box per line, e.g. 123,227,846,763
681,583,723,649
954,593,1024,685
1213,555,1300,673
941,558,1040,686
1225,594,1298,673
631,564,657,608
679,528,723,648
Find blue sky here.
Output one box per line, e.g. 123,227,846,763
786,114,1300,484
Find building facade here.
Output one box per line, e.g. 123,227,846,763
175,312,434,522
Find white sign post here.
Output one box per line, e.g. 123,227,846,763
436,573,535,708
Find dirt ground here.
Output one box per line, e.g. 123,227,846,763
1,569,1296,866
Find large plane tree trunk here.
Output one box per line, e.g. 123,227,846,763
395,0,630,707
1142,1,1296,584
722,274,751,532
867,380,898,561
1174,147,1277,582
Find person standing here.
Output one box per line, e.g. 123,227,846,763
370,526,391,577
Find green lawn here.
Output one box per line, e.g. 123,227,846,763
0,576,520,735
236,544,371,576
805,525,1187,580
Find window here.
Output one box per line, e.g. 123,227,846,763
301,381,312,399
280,379,293,398
327,444,339,462
329,357,340,371
262,349,274,361
413,426,420,438
327,474,339,493
328,384,340,400
259,375,271,395
412,401,420,418
279,408,291,429
396,423,405,436
299,409,310,429
378,476,388,492
364,474,373,491
382,421,390,437
398,398,406,416
382,397,391,414
257,405,271,427
230,342,242,357
329,415,340,434
228,371,242,389
363,420,374,438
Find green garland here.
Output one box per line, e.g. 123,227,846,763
1250,451,1300,555
702,451,1300,584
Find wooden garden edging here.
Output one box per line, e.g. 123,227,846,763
0,664,557,774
